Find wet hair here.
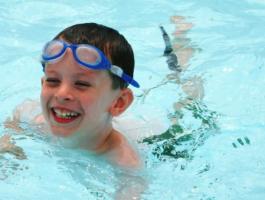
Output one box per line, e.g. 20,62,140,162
53,23,135,89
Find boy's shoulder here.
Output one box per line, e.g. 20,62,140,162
12,99,42,123
107,129,140,168
5,99,45,132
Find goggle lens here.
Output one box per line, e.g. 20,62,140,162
43,40,64,58
76,45,101,66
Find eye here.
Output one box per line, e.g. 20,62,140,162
45,77,60,86
75,81,92,88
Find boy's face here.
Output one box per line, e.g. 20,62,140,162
41,47,120,138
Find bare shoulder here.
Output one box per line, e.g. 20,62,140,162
11,99,42,122
4,99,45,132
108,129,141,168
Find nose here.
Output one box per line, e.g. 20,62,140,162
64,47,73,57
55,83,74,103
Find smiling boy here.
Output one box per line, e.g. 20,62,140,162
3,23,141,168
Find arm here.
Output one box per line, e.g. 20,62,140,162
1,99,44,159
0,134,27,160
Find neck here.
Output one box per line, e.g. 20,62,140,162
59,122,114,153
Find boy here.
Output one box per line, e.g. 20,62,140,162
3,23,141,168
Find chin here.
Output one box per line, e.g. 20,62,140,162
49,126,75,137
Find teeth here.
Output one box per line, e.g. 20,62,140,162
53,108,79,119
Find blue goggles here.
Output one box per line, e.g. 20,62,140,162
41,40,140,88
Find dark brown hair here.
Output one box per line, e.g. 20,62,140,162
53,23,135,89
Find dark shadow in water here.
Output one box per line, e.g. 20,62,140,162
142,100,219,161
139,16,219,164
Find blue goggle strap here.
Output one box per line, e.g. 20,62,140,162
110,65,140,88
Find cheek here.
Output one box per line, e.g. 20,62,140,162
80,95,98,112
40,88,48,103
40,87,51,114
80,94,111,114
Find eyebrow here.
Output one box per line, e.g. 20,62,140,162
45,68,99,76
44,67,104,81
73,71,99,79
44,69,57,75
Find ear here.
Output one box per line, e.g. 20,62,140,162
109,88,134,117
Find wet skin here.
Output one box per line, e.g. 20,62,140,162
41,47,121,149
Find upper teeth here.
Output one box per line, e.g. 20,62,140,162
53,108,79,118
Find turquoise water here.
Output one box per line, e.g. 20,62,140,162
1,0,265,199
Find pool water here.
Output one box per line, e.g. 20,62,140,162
1,0,265,199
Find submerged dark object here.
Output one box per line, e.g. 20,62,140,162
160,25,173,56
159,26,181,72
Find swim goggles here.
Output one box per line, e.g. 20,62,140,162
41,40,140,88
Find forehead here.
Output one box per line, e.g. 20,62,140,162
45,63,110,79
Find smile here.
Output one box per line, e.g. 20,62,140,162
51,107,80,123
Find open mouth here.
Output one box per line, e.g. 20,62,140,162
51,107,81,123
